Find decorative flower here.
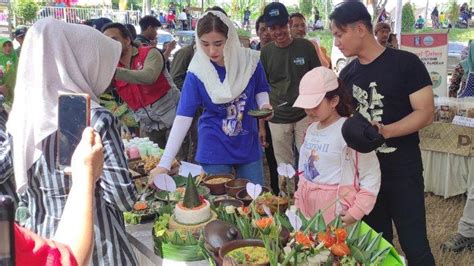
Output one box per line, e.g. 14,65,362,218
335,228,348,243
295,231,313,248
317,230,336,248
225,205,236,214
237,206,251,216
255,217,273,231
331,242,351,257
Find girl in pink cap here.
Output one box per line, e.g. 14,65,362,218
293,66,381,225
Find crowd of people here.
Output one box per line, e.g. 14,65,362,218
153,2,193,30
0,1,473,265
428,3,472,29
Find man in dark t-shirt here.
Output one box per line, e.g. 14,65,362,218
331,2,435,265
260,2,321,192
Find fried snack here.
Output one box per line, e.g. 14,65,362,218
143,156,161,173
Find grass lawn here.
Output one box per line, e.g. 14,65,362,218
308,28,473,57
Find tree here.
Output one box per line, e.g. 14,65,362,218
286,5,299,15
299,0,312,18
401,2,415,32
367,0,388,22
14,0,38,25
314,0,333,27
447,0,460,24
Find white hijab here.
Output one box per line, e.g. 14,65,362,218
188,11,261,104
7,18,121,192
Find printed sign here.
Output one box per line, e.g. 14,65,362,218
400,33,448,97
419,122,474,156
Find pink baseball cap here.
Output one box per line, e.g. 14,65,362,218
293,67,339,109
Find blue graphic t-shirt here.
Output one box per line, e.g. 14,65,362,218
177,61,270,164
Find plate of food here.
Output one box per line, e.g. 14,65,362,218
255,192,289,215
155,185,210,202
248,108,273,119
124,200,163,224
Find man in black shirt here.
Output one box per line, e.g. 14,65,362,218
331,2,435,265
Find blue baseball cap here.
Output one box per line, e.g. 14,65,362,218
263,2,289,27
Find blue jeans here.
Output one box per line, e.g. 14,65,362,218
201,159,264,185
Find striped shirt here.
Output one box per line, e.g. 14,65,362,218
22,108,138,265
0,109,17,202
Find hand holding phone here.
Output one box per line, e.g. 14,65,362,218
71,127,104,184
57,93,91,172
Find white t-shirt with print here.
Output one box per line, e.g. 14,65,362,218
298,117,347,185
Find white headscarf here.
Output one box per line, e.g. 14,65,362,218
7,18,121,192
188,11,261,104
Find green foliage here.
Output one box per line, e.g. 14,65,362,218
308,30,333,56
14,0,39,25
447,0,460,24
237,28,251,38
299,0,312,18
286,5,299,15
402,2,415,32
111,0,119,10
314,0,333,25
128,0,142,11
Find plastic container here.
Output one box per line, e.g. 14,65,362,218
128,146,140,159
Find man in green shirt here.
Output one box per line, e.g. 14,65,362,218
261,2,321,191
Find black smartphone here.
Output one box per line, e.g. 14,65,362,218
0,195,15,266
57,93,91,170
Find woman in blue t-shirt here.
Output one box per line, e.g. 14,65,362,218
152,10,272,184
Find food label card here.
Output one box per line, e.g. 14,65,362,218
179,161,203,177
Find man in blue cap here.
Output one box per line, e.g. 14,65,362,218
260,2,321,193
13,26,28,57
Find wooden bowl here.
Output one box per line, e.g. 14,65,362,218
225,178,249,198
204,220,242,254
202,174,235,195
214,198,244,208
218,239,270,266
235,187,271,206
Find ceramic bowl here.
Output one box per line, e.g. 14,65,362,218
204,220,242,254
214,198,244,208
235,186,271,206
225,178,249,198
202,174,235,195
218,239,270,266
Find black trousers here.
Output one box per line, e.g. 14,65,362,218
263,121,279,195
364,165,435,266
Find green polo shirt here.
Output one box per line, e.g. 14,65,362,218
261,38,321,123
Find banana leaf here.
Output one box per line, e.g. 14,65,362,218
366,232,383,253
152,227,206,261
329,215,342,228
350,245,369,263
357,231,372,250
356,221,404,266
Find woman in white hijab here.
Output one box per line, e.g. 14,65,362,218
153,11,272,185
7,18,138,265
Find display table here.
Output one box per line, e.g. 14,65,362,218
126,222,209,266
421,150,474,198
420,122,474,198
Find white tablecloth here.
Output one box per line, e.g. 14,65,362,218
422,149,474,198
